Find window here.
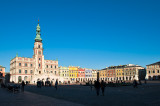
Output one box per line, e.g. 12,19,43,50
38,51,41,55
55,66,56,69
149,71,150,74
0,72,2,77
39,64,41,67
25,70,27,74
51,71,53,73
153,70,155,73
39,58,41,60
30,70,33,74
55,71,56,75
38,45,41,48
19,63,21,66
158,70,159,73
46,65,48,68
19,69,21,73
0,69,2,71
51,65,52,68
25,63,27,67
31,64,32,67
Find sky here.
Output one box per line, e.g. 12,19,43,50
0,0,160,72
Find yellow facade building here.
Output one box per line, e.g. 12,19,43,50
115,65,125,81
69,66,78,82
99,68,107,81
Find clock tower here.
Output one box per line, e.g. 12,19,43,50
33,20,44,75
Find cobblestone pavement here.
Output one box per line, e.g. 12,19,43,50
1,82,160,106
25,82,160,106
0,88,84,106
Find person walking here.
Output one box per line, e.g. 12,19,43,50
101,80,106,96
21,81,25,92
94,80,100,96
133,79,138,88
55,80,58,90
90,80,93,91
144,79,147,84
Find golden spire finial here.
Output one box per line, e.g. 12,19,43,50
38,17,39,24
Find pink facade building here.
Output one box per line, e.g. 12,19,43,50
77,68,85,82
10,21,60,84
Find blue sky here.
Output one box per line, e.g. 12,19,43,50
0,0,160,72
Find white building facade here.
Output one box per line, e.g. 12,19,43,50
10,22,63,84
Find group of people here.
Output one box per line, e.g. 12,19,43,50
21,79,59,92
94,80,106,96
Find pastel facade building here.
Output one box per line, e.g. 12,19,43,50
123,64,145,81
77,68,85,82
92,70,97,81
85,68,92,82
107,66,116,81
99,64,145,82
59,66,70,83
115,65,125,81
99,68,107,81
69,66,78,82
0,65,5,83
146,62,160,80
10,22,61,84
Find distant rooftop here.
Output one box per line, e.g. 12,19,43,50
0,65,5,68
146,61,160,66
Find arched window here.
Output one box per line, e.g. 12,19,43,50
24,76,27,81
18,76,22,83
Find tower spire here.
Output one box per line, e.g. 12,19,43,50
38,18,39,24
35,19,42,42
